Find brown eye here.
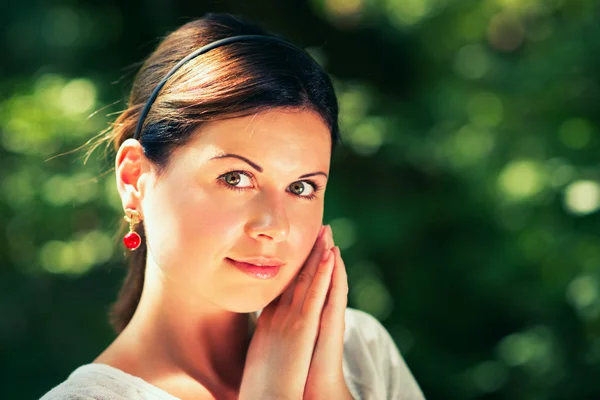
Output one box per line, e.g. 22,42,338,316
289,181,315,197
221,171,252,187
225,172,241,185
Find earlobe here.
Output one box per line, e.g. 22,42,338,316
115,139,146,208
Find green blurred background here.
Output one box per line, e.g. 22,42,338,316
2,0,600,399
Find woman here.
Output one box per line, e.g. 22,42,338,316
41,12,425,400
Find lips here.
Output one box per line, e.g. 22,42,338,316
226,257,283,279
228,257,285,267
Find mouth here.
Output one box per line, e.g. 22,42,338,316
226,258,282,280
228,256,285,267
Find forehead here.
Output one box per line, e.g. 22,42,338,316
180,108,332,170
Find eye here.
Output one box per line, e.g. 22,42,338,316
289,181,316,197
220,171,253,188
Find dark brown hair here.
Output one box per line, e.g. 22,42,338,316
90,13,340,333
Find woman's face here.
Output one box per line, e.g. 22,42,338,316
131,108,331,312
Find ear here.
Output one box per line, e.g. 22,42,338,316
115,138,152,213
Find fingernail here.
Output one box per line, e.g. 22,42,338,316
323,226,331,247
319,225,326,239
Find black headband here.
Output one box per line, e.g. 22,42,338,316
133,34,309,140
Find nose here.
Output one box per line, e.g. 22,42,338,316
245,192,290,243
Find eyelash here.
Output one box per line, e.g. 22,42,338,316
216,169,323,201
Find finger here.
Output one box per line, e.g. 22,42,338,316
280,225,326,307
273,276,298,320
312,247,348,365
256,294,281,331
322,246,348,328
278,276,297,308
300,248,335,319
291,225,332,312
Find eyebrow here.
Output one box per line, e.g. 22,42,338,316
210,153,328,179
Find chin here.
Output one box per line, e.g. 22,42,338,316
220,292,277,314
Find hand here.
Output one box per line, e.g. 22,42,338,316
303,227,354,400
239,225,336,400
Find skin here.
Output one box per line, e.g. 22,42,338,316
96,108,352,399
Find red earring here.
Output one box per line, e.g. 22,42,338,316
123,209,142,251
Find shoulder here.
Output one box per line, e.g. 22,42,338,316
344,307,393,346
40,371,120,400
342,308,426,400
39,364,176,400
343,307,402,364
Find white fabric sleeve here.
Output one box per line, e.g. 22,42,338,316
343,308,426,400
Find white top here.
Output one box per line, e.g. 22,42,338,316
40,308,425,399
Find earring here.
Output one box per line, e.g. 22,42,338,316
123,209,142,251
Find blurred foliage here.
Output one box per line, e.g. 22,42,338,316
2,0,600,399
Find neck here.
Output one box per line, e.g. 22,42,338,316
103,265,254,398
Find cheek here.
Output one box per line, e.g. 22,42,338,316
142,182,241,269
283,221,324,279
177,197,242,260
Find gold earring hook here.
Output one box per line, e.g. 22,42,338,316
124,209,142,230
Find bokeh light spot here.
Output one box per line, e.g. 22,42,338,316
385,0,434,27
60,79,97,115
566,275,599,311
39,230,114,275
445,124,495,167
488,12,525,52
43,7,81,47
497,326,555,374
347,117,386,156
498,160,545,200
470,360,509,393
349,261,393,320
454,44,490,80
325,0,363,18
330,217,358,250
564,180,600,216
354,275,394,320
